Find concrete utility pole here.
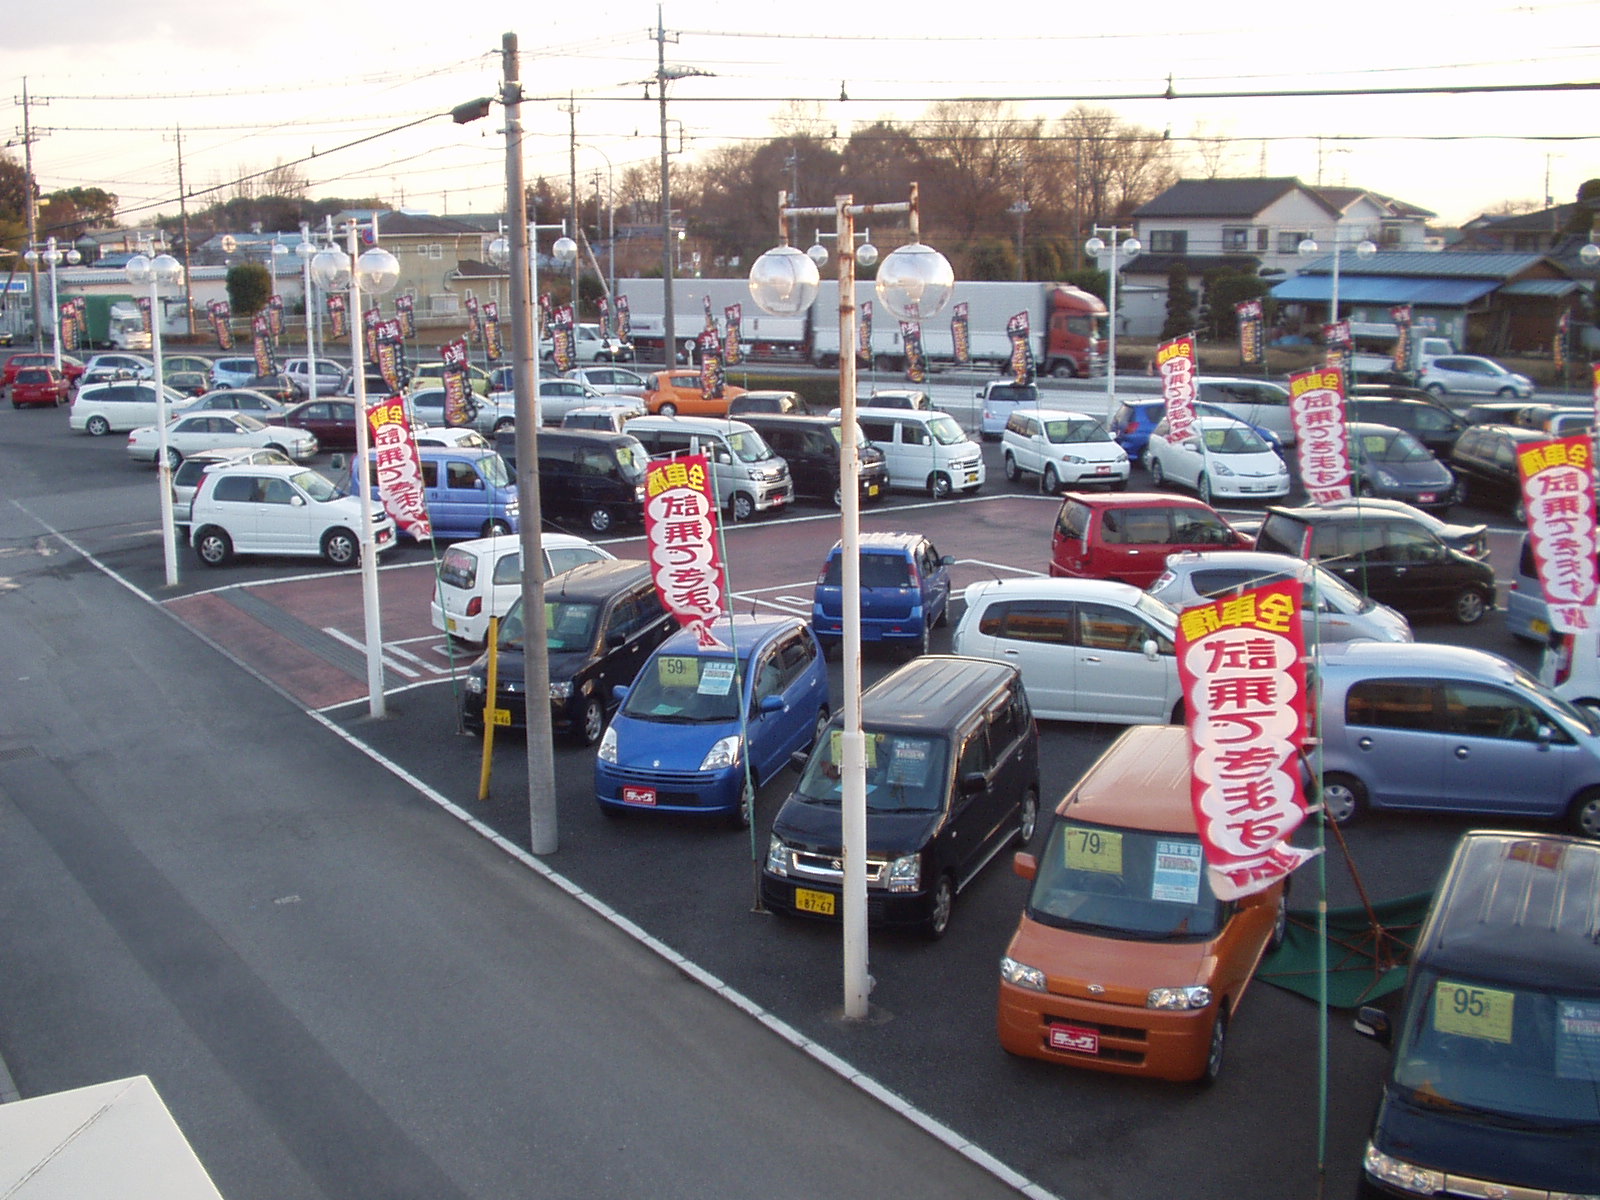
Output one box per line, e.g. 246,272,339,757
656,7,674,366
21,79,42,351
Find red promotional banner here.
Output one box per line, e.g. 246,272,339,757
251,315,274,377
723,303,742,366
900,321,926,384
326,294,347,340
1592,363,1600,434
643,455,728,648
1156,334,1197,444
1516,435,1600,633
950,302,970,367
616,294,631,343
209,300,234,350
858,300,873,366
597,294,611,340
440,338,474,427
465,295,482,347
1288,367,1353,506
368,396,431,541
697,330,725,398
1235,300,1263,367
363,306,381,365
375,319,403,395
483,301,502,362
703,294,715,331
1175,580,1316,901
1006,310,1035,385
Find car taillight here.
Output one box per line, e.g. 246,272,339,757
1125,419,1138,434
466,597,482,617
908,564,922,590
1554,634,1575,685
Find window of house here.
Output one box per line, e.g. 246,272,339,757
1222,227,1250,251
1148,230,1187,254
1277,231,1311,253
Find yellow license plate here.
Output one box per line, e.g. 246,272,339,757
446,616,458,632
795,888,835,916
1531,619,1550,636
867,484,879,496
489,708,512,727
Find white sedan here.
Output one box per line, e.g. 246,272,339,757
127,411,319,468
1144,413,1290,504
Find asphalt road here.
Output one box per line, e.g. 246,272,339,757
0,386,1549,1200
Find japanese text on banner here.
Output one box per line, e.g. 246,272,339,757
1288,367,1353,506
643,455,729,649
367,397,431,540
1516,435,1600,633
1157,335,1197,444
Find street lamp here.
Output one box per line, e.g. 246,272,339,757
1084,229,1141,417
1297,234,1376,325
750,185,952,1022
311,225,400,720
23,237,81,371
295,227,319,365
125,251,185,588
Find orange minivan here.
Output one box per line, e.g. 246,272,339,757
1048,491,1250,589
641,369,747,417
996,724,1287,1083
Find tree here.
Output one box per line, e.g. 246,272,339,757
1199,271,1272,341
1161,263,1195,339
914,100,1039,243
968,239,1019,281
227,262,272,317
0,152,35,256
49,187,118,230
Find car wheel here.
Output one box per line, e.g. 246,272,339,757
85,415,111,436
1424,383,1446,398
726,776,755,830
1197,473,1213,505
832,485,844,509
924,873,955,940
1042,464,1061,493
1015,786,1039,846
578,697,605,746
809,707,830,752
1050,362,1076,379
914,618,931,658
1170,699,1186,725
1356,481,1374,498
494,418,515,433
1452,587,1489,626
1513,497,1526,524
659,401,678,417
1320,772,1366,825
1003,452,1020,482
730,492,755,522
1148,454,1166,487
322,527,359,567
482,519,512,538
194,526,232,566
163,447,182,470
1568,787,1600,837
588,506,614,534
1267,891,1290,953
1200,1007,1228,1085
1496,386,1518,398
929,472,953,500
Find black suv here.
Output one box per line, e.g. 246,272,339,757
1450,424,1549,518
1255,501,1496,624
1345,395,1468,457
461,560,674,744
735,412,888,508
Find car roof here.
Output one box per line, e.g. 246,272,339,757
1317,640,1521,682
542,558,652,603
827,531,925,556
1159,549,1310,578
1018,407,1098,422
1062,490,1217,511
449,532,601,556
656,613,804,658
855,406,943,421
964,575,1155,610
729,412,835,428
1058,725,1196,833
1462,422,1548,441
858,655,1019,733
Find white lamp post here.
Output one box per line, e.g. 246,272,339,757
296,228,319,367
24,237,82,372
751,185,952,1022
1298,235,1376,327
1084,228,1140,418
125,251,185,588
312,225,400,719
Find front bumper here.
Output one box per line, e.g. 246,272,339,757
996,980,1213,1081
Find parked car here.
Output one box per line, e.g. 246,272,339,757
863,388,934,411
210,356,264,390
128,411,318,467
1316,640,1600,833
1345,394,1469,457
69,380,195,436
280,357,350,397
953,577,1183,724
4,352,84,387
811,532,953,657
761,655,1040,938
1146,551,1414,644
170,447,293,525
1253,502,1496,624
728,390,805,416
243,373,301,405
1194,376,1296,447
1461,399,1531,427
189,463,397,568
640,369,746,417
414,426,491,449
1505,532,1551,644
565,364,650,396
1420,355,1535,400
734,412,888,508
1144,413,1291,505
559,402,646,434
182,388,288,419
535,377,610,425
80,352,154,382
1346,421,1457,513
352,445,519,539
1511,402,1594,436
976,380,1041,440
1001,408,1129,493
540,323,632,363
1541,624,1600,714
1109,397,1284,460
996,724,1286,1082
407,386,517,436
10,366,70,408
429,532,616,645
340,367,411,397
1449,423,1550,518
278,398,359,451
411,360,493,395
164,370,210,398
627,415,792,521
528,428,649,535
1049,491,1251,589
596,614,829,826
461,560,674,744
853,407,985,499
1354,829,1600,1198
161,354,214,379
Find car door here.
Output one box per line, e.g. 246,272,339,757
1340,678,1445,807
918,540,952,626
1378,524,1455,612
437,456,493,537
1073,600,1176,723
966,598,1074,718
252,474,310,553
1326,521,1399,607
204,473,265,551
947,721,999,882
1436,682,1574,818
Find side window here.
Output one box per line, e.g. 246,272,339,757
859,419,893,443
978,600,1072,645
446,461,481,490
1518,535,1537,578
259,478,296,505
494,551,524,584
212,474,257,502
1076,602,1148,653
1191,569,1257,599
1383,526,1441,564
1255,514,1304,557
1443,683,1558,743
419,461,440,488
1492,438,1516,471
754,650,784,702
957,724,992,781
1345,680,1437,731
903,421,930,446
1339,522,1389,562
1114,509,1174,546
1171,510,1230,546
1055,500,1090,542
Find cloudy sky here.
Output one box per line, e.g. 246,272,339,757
4,0,1597,232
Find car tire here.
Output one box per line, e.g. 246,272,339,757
85,415,111,436
809,707,830,752
726,776,755,830
929,472,953,500
482,519,512,538
163,447,182,470
1424,383,1447,398
923,873,955,940
1496,386,1518,398
578,697,605,746
730,492,755,522
832,485,844,509
494,418,515,433
1042,464,1061,493
1197,473,1213,505
1452,587,1489,626
1200,1007,1228,1085
1320,772,1366,825
1050,362,1076,380
1003,453,1019,482
1513,497,1526,524
588,506,614,534
1148,454,1166,487
1015,786,1039,846
194,526,232,566
658,401,678,417
1170,699,1186,725
1567,787,1600,837
322,527,359,567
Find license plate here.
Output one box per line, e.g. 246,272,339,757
446,616,458,632
622,785,657,807
867,484,879,496
1095,465,1111,474
1418,492,1436,503
489,707,511,727
1532,619,1550,636
965,471,979,483
1049,1023,1100,1055
794,887,835,916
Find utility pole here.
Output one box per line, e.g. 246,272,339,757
174,127,196,335
20,79,42,351
565,94,579,318
656,6,674,367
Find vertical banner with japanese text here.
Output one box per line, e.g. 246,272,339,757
552,305,575,373
1235,300,1263,367
1517,435,1599,633
538,293,553,342
1323,320,1352,377
643,455,728,649
367,395,431,541
267,294,284,341
1555,311,1569,374
375,319,404,394
326,294,347,340
363,306,380,364
616,294,631,343
1390,305,1413,374
1007,311,1036,385
137,295,153,336
1176,581,1316,900
597,295,611,340
703,294,715,332
61,302,80,350
857,300,873,365
465,295,482,348
209,300,234,350
1156,334,1198,444
251,314,274,376
395,293,416,341
900,321,927,384
440,338,474,428
951,302,970,367
697,330,725,398
723,303,742,366
68,298,85,350
483,302,503,362
1288,367,1353,505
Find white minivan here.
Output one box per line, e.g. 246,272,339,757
852,407,986,499
70,380,194,436
626,415,793,521
430,533,617,644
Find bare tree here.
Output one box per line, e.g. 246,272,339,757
1188,120,1240,180
915,100,1041,243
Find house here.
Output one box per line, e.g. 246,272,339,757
1456,204,1580,254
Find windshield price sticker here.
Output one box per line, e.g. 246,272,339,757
1152,840,1202,904
697,660,735,696
1556,1001,1600,1080
1434,982,1515,1043
885,738,930,786
1064,825,1123,875
657,656,700,687
829,730,879,768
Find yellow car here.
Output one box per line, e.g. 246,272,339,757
410,361,493,396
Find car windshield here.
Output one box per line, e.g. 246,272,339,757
928,415,968,446
794,730,950,813
614,440,648,480
1026,820,1225,940
1359,429,1431,464
1044,417,1112,444
1510,668,1600,737
726,430,776,463
499,599,599,654
1201,424,1268,454
828,423,873,451
479,454,510,487
621,653,746,723
1392,967,1600,1125
295,470,342,503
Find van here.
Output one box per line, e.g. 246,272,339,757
1048,491,1250,589
762,655,1041,938
533,428,649,535
1354,830,1600,1198
854,406,986,499
1506,532,1551,644
734,412,888,508
627,415,792,521
69,380,193,436
975,380,1040,440
429,532,616,645
354,445,519,540
996,725,1287,1082
810,532,954,656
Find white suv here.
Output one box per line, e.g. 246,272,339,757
189,463,398,567
1001,407,1128,493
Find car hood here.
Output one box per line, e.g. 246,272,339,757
1005,914,1225,1006
1367,457,1453,486
771,793,943,859
609,713,732,768
470,646,594,689
1052,440,1125,463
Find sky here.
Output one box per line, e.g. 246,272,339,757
4,0,1598,238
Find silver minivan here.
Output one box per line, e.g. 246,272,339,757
853,407,986,499
626,415,793,520
1317,641,1600,836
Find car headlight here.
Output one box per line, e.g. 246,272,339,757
1147,985,1211,1010
597,725,618,763
1000,955,1047,992
1115,451,1128,463
549,680,572,700
1377,470,1399,487
1362,1144,1443,1195
1212,462,1235,476
700,735,742,771
1063,454,1086,465
1275,459,1288,474
464,675,485,695
884,852,920,893
765,835,790,876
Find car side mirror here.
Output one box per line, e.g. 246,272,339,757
1353,1005,1391,1046
789,748,811,773
1537,724,1554,747
290,495,305,507
1142,638,1160,662
960,771,987,796
612,684,629,704
758,694,786,715
1012,851,1038,881
939,554,955,567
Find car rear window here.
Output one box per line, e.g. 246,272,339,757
1255,513,1306,557
823,552,913,588
1055,499,1091,542
439,546,480,589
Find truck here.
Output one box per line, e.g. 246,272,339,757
78,294,153,351
614,278,1108,378
1348,321,1456,379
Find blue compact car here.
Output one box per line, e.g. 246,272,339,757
811,531,954,657
595,614,829,827
1111,399,1283,460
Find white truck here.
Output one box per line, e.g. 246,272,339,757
1348,321,1455,377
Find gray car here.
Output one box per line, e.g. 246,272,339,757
1419,355,1535,400
1146,550,1412,644
1316,641,1600,835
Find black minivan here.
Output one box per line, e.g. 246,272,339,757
762,656,1040,938
498,428,648,535
735,413,888,508
1354,830,1600,1198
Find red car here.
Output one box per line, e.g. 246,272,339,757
280,398,358,450
3,352,85,387
10,366,71,408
